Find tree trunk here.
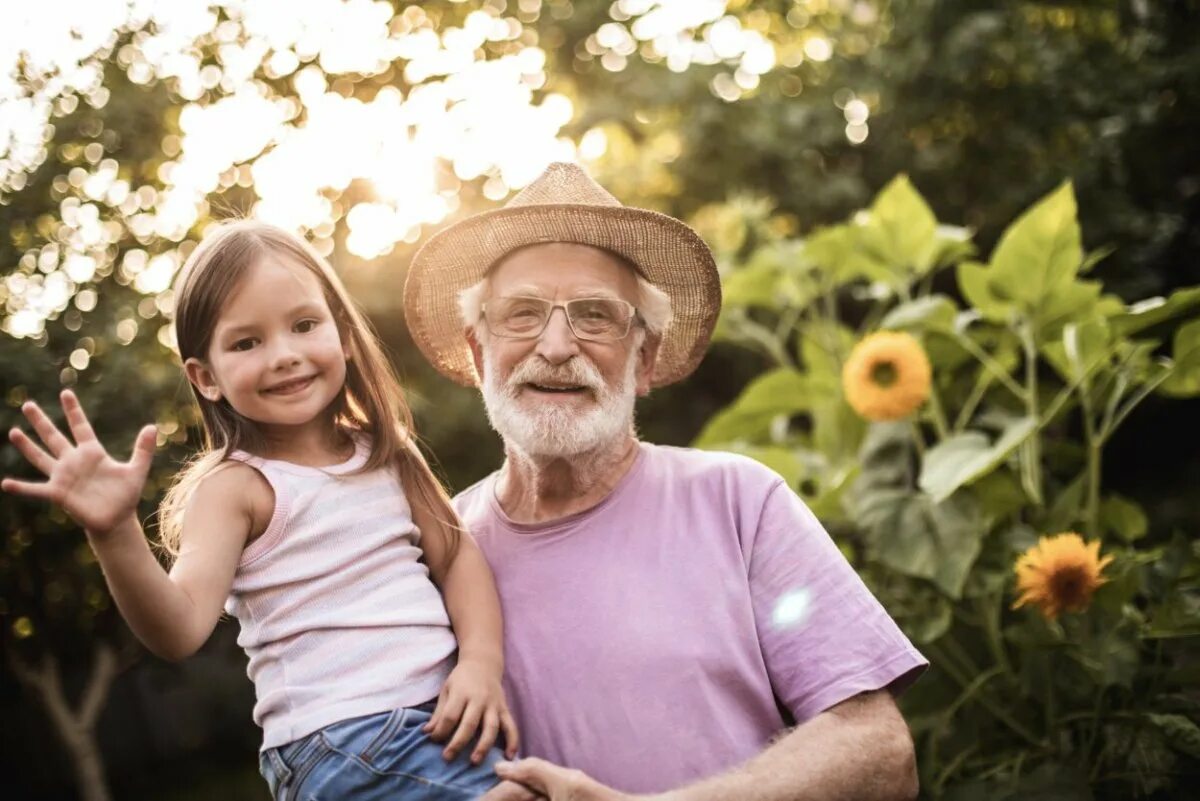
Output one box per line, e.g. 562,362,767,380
9,644,118,801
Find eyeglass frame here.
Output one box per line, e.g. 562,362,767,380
479,295,644,342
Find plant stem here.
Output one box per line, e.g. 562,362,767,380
955,331,1028,401
978,594,1015,678
1019,322,1043,505
926,377,951,441
954,369,994,433
1086,442,1102,538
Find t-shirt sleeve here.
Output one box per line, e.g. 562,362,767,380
747,480,928,724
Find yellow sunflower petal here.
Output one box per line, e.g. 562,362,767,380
842,331,932,421
1010,532,1113,619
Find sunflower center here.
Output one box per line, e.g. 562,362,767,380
871,361,898,388
1048,565,1092,610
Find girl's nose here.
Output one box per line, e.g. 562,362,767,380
534,307,581,364
267,339,302,369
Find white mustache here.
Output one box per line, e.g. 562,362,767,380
505,356,605,396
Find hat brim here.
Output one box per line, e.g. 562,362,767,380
404,203,721,388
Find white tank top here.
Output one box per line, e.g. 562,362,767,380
223,438,457,749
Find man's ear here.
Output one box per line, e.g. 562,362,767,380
465,327,486,384
634,332,661,397
184,357,223,402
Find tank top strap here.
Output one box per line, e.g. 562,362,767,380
224,451,293,566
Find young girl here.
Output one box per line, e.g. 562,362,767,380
2,220,519,800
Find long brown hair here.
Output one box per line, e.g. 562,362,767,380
158,220,461,566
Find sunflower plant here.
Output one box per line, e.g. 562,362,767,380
694,177,1200,799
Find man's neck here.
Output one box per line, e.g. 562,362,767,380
494,435,640,524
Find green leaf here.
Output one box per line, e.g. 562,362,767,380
1042,316,1113,383
989,181,1083,308
879,294,958,332
1147,591,1200,638
1111,287,1200,338
1159,318,1200,397
919,417,1038,503
803,223,862,284
857,175,939,281
957,260,1013,322
693,368,809,447
855,489,984,598
1147,713,1200,759
1101,494,1148,542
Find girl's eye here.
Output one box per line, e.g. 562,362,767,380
294,319,319,333
231,338,258,352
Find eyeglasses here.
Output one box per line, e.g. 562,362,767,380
481,296,639,342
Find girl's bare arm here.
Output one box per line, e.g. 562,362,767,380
415,501,519,762
2,391,256,661
98,464,262,660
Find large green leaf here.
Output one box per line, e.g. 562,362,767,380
1159,318,1200,397
958,183,1096,333
855,489,985,598
919,417,1038,503
990,181,1082,307
856,174,939,283
693,367,809,447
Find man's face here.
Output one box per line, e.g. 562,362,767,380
469,242,658,457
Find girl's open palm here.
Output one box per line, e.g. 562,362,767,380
2,390,156,536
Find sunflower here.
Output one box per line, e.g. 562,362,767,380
1012,533,1113,619
842,331,932,421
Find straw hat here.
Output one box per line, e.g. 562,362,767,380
403,161,721,388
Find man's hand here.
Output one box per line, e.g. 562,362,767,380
480,779,543,801
492,758,640,801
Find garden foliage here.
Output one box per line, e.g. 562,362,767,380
694,177,1200,799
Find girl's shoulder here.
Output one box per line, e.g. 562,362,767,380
192,460,276,541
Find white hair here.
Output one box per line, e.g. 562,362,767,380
480,345,640,457
457,272,673,337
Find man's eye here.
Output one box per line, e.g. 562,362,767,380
231,338,257,352
295,319,319,333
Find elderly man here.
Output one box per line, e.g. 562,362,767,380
404,162,927,801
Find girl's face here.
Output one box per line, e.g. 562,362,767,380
184,253,349,438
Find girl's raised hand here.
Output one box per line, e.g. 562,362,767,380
2,390,157,536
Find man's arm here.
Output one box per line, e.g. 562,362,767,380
489,690,918,801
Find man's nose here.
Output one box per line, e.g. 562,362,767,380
534,307,581,364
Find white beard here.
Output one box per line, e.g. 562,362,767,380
481,347,639,458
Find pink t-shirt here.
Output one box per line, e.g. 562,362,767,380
454,442,927,794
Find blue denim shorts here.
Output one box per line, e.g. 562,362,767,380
258,701,505,800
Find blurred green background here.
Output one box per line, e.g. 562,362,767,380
2,1,1198,799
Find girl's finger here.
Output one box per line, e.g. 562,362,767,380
500,709,520,759
9,428,56,476
423,684,452,737
128,425,157,477
443,701,483,762
0,477,56,501
21,401,71,456
60,390,97,444
428,692,465,743
471,708,501,765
